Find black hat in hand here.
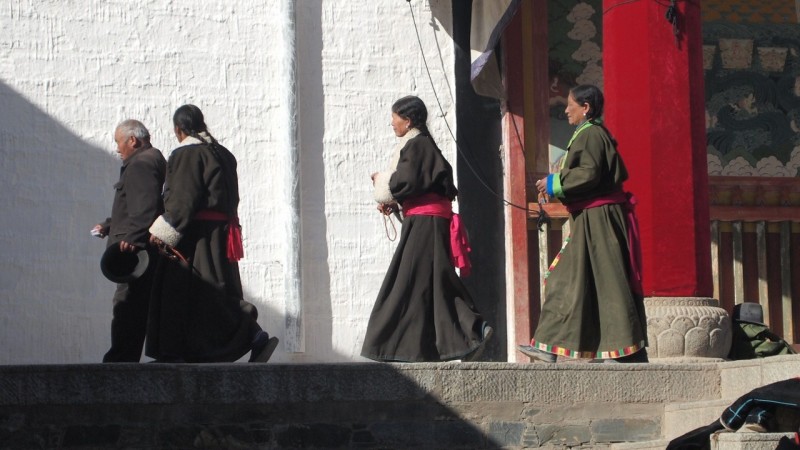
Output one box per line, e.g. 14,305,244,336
100,245,149,283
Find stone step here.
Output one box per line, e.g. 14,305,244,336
0,362,721,449
609,438,670,449
662,397,800,449
662,353,800,441
611,431,799,449
1,359,798,449
711,431,797,450
663,398,731,439
719,355,800,399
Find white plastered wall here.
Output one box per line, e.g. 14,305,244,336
0,0,455,363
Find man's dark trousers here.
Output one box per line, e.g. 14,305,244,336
102,247,157,362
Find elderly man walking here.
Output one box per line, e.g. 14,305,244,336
93,120,166,362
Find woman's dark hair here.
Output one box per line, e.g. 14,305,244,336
571,84,617,146
173,104,218,144
570,84,605,120
392,96,430,135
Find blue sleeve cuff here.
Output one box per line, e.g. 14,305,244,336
548,173,564,197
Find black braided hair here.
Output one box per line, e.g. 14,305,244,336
570,84,604,120
173,104,219,146
173,104,240,214
570,84,617,147
392,95,432,139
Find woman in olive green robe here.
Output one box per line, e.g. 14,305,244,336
518,85,648,363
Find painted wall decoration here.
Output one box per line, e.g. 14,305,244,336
547,0,602,170
544,0,800,177
703,1,800,176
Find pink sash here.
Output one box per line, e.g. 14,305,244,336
566,191,642,296
194,210,244,262
403,193,472,277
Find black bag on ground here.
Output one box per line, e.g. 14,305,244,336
728,303,796,360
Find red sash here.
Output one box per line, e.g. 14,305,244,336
194,210,244,262
566,191,642,296
403,193,472,277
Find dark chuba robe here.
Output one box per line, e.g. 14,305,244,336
533,124,647,359
361,133,487,362
146,138,258,362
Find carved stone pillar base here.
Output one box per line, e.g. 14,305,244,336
644,297,732,360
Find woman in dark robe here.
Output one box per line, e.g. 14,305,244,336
517,85,649,363
147,104,278,363
361,96,492,362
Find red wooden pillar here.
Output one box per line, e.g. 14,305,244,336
503,0,549,361
603,0,712,297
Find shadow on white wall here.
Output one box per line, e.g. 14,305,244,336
0,81,121,363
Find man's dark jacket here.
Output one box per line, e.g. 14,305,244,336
102,145,166,247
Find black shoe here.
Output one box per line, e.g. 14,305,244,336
775,433,800,450
249,332,279,363
464,324,494,362
517,344,556,363
744,407,772,432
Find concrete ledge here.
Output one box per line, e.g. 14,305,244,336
0,362,723,406
0,360,792,449
711,431,798,450
718,355,800,399
609,439,670,450
0,362,722,449
664,399,730,439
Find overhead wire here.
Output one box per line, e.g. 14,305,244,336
405,0,539,216
404,0,690,217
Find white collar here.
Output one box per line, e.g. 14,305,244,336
174,131,212,150
399,128,421,145
387,128,422,170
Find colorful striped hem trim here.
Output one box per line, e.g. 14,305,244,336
529,339,647,360
542,236,570,286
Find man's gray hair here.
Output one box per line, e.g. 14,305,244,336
116,119,150,140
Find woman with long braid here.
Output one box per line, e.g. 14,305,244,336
148,104,278,363
361,96,492,362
